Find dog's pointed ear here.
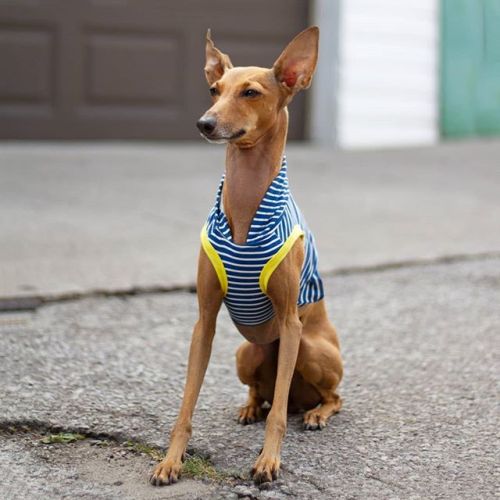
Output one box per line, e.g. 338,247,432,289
273,26,319,95
204,29,233,86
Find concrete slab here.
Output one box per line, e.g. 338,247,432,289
0,257,497,499
1,140,499,299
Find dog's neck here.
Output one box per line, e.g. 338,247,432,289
222,108,288,245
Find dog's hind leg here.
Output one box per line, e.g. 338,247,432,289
295,302,343,430
302,386,342,430
236,341,274,425
238,386,265,425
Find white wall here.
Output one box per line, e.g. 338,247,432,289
337,0,439,148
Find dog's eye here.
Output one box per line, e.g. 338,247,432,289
209,87,219,97
242,89,260,98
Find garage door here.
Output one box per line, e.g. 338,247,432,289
0,0,309,140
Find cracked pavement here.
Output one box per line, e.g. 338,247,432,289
1,140,499,498
1,257,498,499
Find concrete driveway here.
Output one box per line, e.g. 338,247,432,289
1,140,499,299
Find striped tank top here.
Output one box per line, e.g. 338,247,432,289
201,156,324,326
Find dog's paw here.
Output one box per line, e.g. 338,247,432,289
251,453,280,484
238,404,263,425
149,458,182,486
303,408,327,431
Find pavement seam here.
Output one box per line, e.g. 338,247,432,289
0,422,215,471
0,419,146,445
1,251,499,312
324,250,500,276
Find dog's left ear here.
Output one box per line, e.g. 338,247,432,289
204,29,233,86
273,26,319,96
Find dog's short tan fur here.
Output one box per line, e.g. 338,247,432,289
150,26,343,486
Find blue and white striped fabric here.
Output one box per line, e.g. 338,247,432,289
203,156,324,326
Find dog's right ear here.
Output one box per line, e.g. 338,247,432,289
204,29,233,85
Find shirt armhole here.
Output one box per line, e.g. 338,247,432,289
259,225,305,295
200,224,228,296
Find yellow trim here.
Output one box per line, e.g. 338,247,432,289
200,224,228,296
259,225,304,294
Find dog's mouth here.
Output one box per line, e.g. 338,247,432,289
229,129,246,140
201,129,246,144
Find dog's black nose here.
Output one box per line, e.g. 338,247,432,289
197,116,217,135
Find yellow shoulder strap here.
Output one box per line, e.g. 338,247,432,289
259,225,304,295
200,224,228,296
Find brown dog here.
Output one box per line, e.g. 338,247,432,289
150,26,343,486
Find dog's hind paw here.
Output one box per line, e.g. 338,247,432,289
303,408,327,431
238,404,263,425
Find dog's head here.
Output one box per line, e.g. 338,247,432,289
197,27,319,148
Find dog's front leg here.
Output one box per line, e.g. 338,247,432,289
151,249,223,486
252,315,302,483
252,242,303,484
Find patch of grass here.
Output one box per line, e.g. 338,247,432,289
124,440,232,483
41,432,86,444
124,440,163,461
182,454,230,482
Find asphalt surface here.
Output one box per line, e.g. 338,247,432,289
1,257,498,499
0,432,216,500
1,140,500,299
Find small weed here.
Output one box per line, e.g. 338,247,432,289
41,432,86,444
182,454,230,482
124,440,163,461
124,440,232,483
